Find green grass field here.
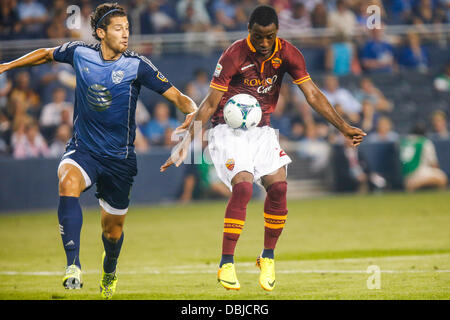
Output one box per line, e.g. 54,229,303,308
0,190,449,300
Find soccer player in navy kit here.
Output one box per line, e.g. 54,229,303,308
0,3,197,298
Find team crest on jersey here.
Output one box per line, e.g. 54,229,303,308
112,70,124,84
157,71,168,82
271,57,282,69
225,158,235,171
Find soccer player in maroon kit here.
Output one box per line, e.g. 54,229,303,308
161,5,366,291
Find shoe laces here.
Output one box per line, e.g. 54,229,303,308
102,273,116,287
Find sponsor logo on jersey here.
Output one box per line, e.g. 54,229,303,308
243,75,278,94
225,158,235,171
279,149,287,157
112,70,124,84
87,84,112,111
214,63,223,77
271,57,282,69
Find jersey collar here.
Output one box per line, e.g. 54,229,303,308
246,35,282,74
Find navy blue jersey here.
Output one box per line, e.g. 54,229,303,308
53,41,173,159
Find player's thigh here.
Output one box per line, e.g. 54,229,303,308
260,166,287,189
58,163,86,197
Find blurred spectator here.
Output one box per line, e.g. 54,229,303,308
0,0,22,39
367,116,399,142
16,0,49,38
428,110,449,140
49,123,72,158
11,117,50,159
0,110,11,155
411,0,447,25
183,68,210,105
212,0,237,31
296,122,331,173
325,32,360,76
141,101,180,146
134,127,150,153
397,31,429,72
136,100,151,127
0,70,12,111
302,0,324,12
361,27,396,73
310,2,328,28
355,0,387,28
192,68,210,100
355,77,393,112
328,0,357,37
322,74,362,117
39,87,73,128
270,92,291,140
387,0,413,24
400,123,448,191
140,0,177,34
332,136,371,193
279,2,311,32
433,61,450,92
359,99,377,133
73,1,94,41
9,71,41,118
179,141,230,203
177,0,211,32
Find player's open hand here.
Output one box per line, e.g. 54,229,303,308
343,126,367,147
174,111,197,135
160,138,190,172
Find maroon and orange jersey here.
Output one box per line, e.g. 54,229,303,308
210,36,311,127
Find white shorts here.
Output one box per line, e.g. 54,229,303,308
207,124,292,190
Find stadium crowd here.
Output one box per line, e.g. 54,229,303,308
0,0,449,199
0,0,449,39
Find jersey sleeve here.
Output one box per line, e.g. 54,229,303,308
53,41,85,65
136,56,173,94
284,42,311,85
210,48,239,92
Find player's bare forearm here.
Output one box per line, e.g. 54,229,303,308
299,80,348,131
160,87,223,172
298,80,366,146
0,48,55,74
162,86,197,114
184,88,222,143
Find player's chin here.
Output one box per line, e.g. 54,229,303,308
119,42,128,52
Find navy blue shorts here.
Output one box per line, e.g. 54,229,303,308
58,142,138,214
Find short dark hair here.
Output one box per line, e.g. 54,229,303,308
248,5,279,29
90,3,127,41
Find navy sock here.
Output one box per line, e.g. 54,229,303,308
102,232,124,274
219,254,234,267
57,196,83,268
261,249,274,259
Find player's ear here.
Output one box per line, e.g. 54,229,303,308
96,28,106,40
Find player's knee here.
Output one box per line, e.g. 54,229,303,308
232,181,253,203
267,181,287,200
102,228,123,243
59,174,83,196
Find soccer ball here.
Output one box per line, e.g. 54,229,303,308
223,94,262,130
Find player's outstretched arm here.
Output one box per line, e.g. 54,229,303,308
298,79,367,147
0,47,56,74
162,86,198,133
160,87,224,172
